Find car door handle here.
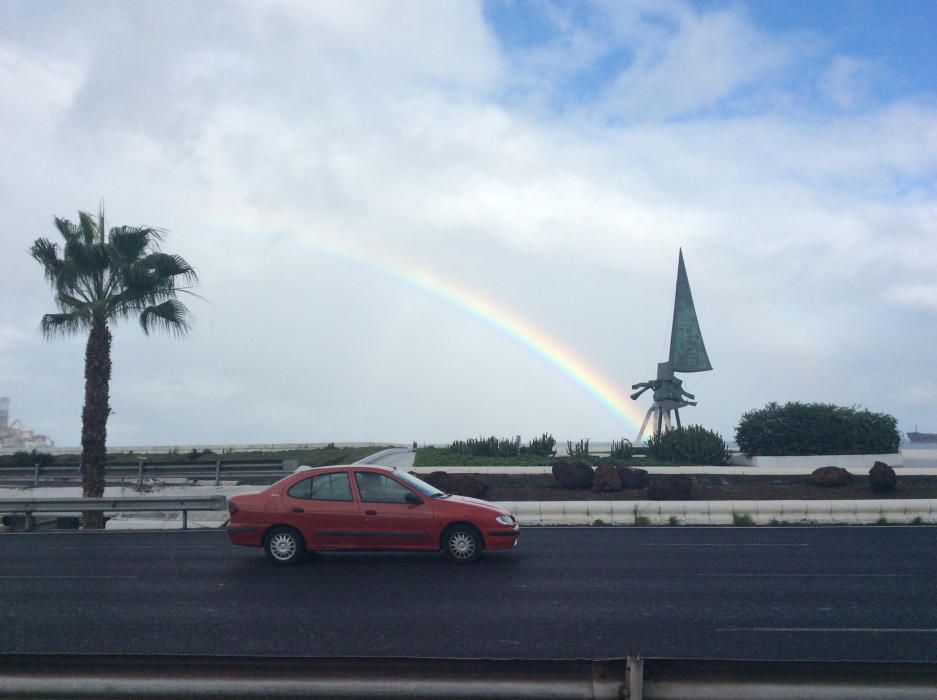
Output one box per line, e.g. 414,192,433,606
292,507,304,513
365,510,377,516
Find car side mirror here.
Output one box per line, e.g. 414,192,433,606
404,492,422,505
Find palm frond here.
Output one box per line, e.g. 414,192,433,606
142,252,198,285
139,299,191,337
29,238,63,285
53,217,81,245
40,311,89,339
107,226,153,267
77,210,100,245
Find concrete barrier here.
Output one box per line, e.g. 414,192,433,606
411,464,937,475
499,499,937,526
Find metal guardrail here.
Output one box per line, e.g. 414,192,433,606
0,495,227,531
0,459,297,487
0,655,934,698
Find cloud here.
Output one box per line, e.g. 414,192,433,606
602,7,798,119
883,284,937,311
1,0,936,445
819,55,874,109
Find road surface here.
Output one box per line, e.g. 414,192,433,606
1,526,934,661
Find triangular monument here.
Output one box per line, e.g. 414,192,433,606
631,249,712,442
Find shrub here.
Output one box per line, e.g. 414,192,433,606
732,512,754,526
646,425,729,465
609,438,633,460
566,438,590,458
12,450,55,467
448,436,520,458
734,402,900,457
525,433,556,458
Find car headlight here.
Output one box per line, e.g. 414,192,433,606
495,515,514,525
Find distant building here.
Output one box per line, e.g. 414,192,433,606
0,397,55,449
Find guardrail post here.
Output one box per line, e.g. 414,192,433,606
33,463,40,488
24,511,35,532
137,461,144,488
214,460,221,486
627,656,643,699
182,510,188,530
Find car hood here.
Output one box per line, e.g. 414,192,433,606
438,495,512,516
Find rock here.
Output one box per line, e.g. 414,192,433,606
420,471,449,491
869,461,897,493
593,464,622,492
808,466,853,487
647,475,693,500
417,471,489,498
616,466,650,489
445,474,489,498
552,460,594,489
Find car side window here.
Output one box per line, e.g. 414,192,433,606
354,472,414,504
287,473,353,501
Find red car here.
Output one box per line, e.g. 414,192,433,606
227,465,519,565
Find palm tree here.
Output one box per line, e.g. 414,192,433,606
30,207,198,528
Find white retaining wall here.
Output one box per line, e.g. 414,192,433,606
728,453,903,468
499,499,937,526
411,465,937,475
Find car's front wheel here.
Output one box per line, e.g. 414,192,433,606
264,526,305,566
443,524,482,564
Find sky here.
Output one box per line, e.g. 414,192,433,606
1,0,936,448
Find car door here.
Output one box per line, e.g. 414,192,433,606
283,471,367,550
352,471,436,549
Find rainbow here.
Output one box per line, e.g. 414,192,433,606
292,228,646,434
211,207,646,434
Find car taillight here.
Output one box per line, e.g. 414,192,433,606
228,500,239,515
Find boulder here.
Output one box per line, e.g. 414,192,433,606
593,463,622,492
445,474,489,499
552,460,594,489
647,475,693,500
616,466,650,489
420,471,449,491
808,466,853,487
417,471,489,498
869,461,897,493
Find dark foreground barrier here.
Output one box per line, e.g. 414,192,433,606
0,460,295,487
0,495,227,531
0,655,934,699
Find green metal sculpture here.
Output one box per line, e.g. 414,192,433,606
632,250,712,442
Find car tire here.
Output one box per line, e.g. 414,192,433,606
264,526,305,566
442,524,482,564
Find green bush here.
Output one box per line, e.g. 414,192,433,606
734,402,900,457
442,434,556,459
415,446,553,467
524,433,556,458
11,450,55,467
610,438,633,460
566,438,590,458
448,436,520,458
646,425,729,465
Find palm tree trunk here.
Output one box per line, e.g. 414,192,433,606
80,319,111,529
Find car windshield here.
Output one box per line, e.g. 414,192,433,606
391,470,446,497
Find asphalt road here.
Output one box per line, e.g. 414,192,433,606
1,527,935,662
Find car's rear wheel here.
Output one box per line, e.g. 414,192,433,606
264,526,305,565
443,524,482,564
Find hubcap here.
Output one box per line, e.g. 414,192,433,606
270,532,297,561
449,531,476,559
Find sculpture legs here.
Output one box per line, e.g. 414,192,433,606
636,403,684,444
